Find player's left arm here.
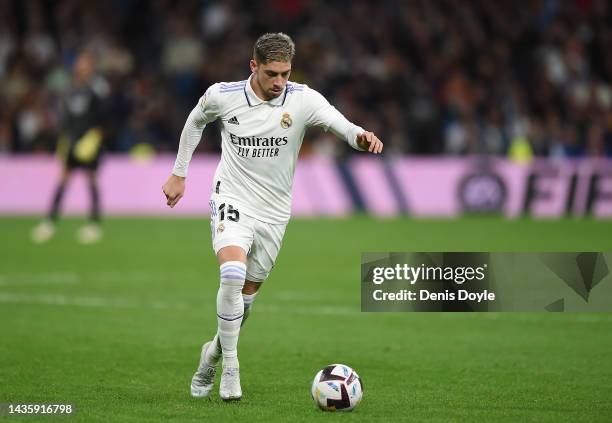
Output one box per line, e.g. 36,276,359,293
304,87,383,154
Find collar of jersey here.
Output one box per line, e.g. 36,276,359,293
244,74,286,107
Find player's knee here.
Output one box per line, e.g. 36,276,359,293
242,280,262,295
219,261,247,289
217,246,247,264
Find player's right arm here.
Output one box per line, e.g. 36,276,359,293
163,85,220,208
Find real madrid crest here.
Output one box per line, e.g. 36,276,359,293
217,223,225,233
280,112,292,129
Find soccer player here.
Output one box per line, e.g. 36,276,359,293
31,51,109,244
162,33,383,401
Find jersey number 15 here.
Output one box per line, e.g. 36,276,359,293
218,203,240,222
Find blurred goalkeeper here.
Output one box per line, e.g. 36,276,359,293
162,33,383,401
32,51,109,244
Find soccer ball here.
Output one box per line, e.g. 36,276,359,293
311,364,363,411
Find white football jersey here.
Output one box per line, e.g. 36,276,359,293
172,74,364,223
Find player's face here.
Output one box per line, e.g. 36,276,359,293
250,60,291,100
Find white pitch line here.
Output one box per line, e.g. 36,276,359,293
90,270,201,284
0,292,360,315
0,292,187,310
0,272,80,286
255,303,359,316
0,270,201,286
270,291,342,301
0,292,608,320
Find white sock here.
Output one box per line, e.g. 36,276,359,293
208,291,258,363
241,292,258,326
216,261,246,367
206,333,222,364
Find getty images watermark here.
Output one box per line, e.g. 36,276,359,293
0,403,75,416
361,253,612,312
371,262,493,303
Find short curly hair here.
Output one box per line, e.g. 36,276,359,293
253,32,295,64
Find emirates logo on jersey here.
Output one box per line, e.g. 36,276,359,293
229,133,288,146
229,133,287,159
280,112,292,129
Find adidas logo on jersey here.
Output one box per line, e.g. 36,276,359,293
228,116,240,125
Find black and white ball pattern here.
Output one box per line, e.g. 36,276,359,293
311,364,363,411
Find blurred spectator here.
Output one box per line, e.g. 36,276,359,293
0,0,611,158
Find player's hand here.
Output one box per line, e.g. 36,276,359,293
356,132,383,154
162,174,186,208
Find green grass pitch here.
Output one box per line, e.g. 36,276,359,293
1,216,611,422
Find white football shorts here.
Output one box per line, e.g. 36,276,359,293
209,195,286,283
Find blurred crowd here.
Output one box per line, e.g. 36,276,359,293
1,0,611,157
